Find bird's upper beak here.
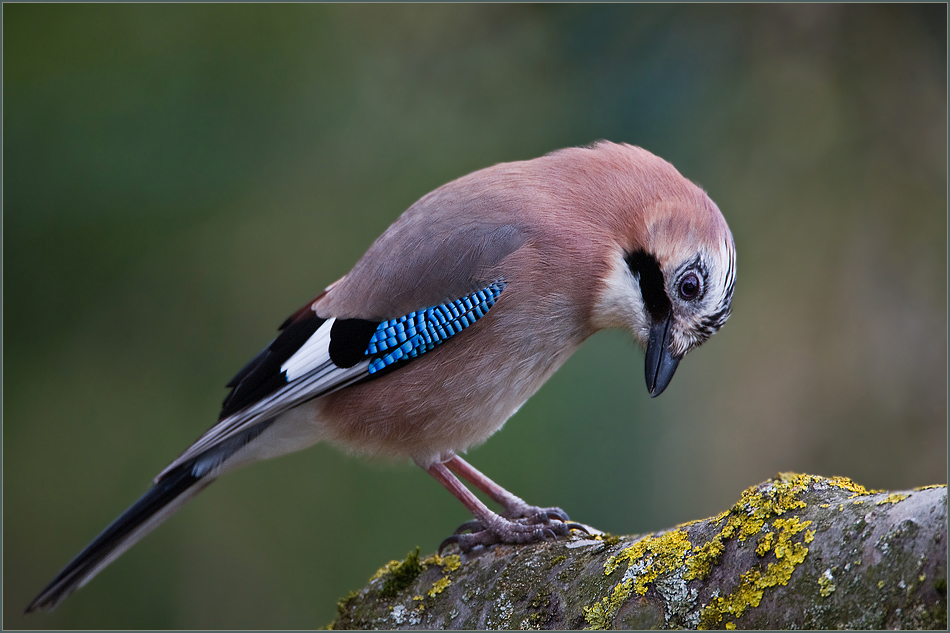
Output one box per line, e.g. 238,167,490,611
645,314,681,397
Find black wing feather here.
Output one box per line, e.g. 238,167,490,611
220,313,326,420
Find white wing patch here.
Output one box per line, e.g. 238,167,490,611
281,317,336,380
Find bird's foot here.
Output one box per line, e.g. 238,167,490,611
440,509,588,554
504,504,570,524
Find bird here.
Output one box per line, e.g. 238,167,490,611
26,141,736,612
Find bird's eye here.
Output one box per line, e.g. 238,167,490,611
678,273,701,300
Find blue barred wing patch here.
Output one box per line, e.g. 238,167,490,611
365,281,506,374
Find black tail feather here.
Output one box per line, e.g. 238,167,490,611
26,419,276,613
25,465,206,612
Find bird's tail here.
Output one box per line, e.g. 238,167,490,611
25,464,213,612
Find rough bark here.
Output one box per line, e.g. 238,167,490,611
331,474,947,630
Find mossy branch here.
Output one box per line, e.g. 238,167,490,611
331,474,947,630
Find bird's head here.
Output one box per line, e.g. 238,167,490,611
583,144,736,397
626,217,736,397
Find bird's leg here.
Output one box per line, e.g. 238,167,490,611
426,461,576,553
426,458,587,553
444,455,569,524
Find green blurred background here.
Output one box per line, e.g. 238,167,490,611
4,4,946,629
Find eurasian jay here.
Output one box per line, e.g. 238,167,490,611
26,141,736,612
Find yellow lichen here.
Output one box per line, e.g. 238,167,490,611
779,472,871,496
680,509,729,530
583,578,634,630
852,500,864,505
588,474,857,630
721,474,818,538
698,517,814,629
371,559,403,581
712,510,730,525
876,493,909,505
427,577,451,598
587,531,693,628
914,484,946,491
685,538,726,581
824,476,872,496
919,573,927,582
878,580,885,589
725,622,736,630
818,569,836,597
755,531,775,557
605,530,692,595
685,473,817,584
438,554,461,572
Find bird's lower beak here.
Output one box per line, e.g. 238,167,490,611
645,315,681,397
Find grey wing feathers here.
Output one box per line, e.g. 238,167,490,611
319,210,526,320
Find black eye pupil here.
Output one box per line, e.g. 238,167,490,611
680,274,700,299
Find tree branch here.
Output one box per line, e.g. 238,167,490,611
332,474,947,630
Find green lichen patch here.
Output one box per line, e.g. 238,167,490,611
378,547,425,599
818,568,836,597
336,590,359,616
526,584,557,629
597,533,622,547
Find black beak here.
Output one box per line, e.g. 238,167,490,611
645,314,681,397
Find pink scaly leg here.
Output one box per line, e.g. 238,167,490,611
445,455,569,523
425,459,584,553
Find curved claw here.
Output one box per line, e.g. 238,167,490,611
566,522,590,534
453,519,486,535
438,535,460,556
